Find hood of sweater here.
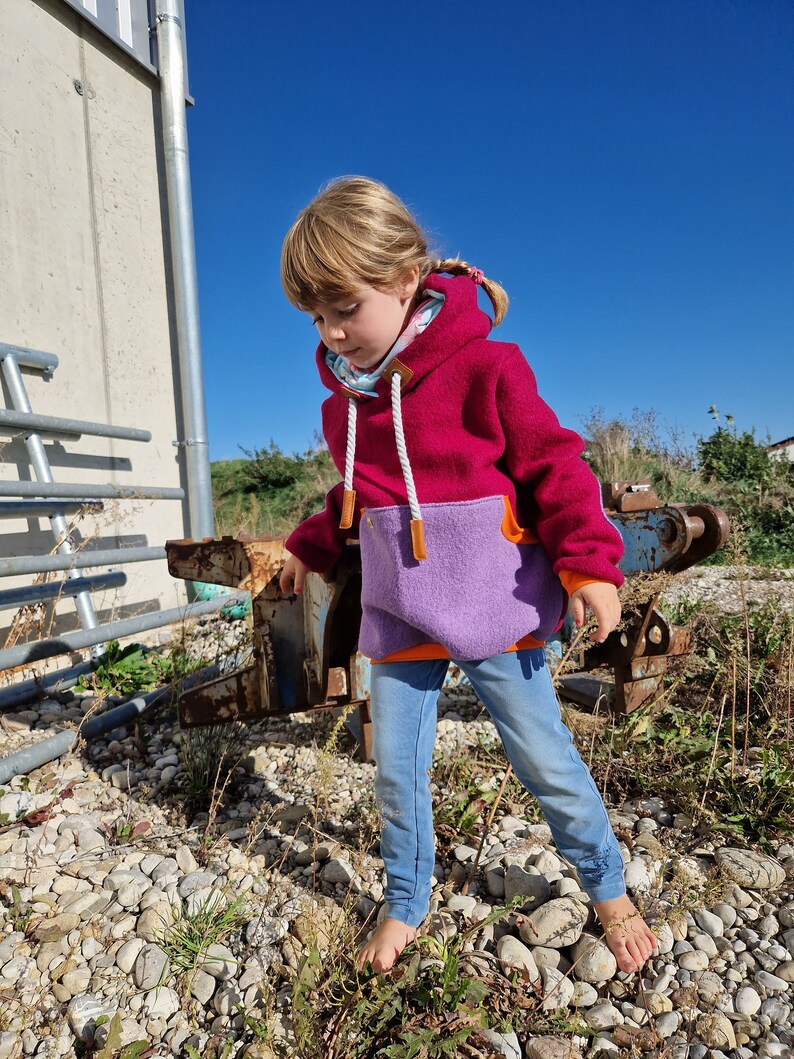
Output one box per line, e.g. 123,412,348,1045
314,272,493,398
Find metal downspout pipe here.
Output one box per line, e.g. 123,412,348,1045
155,1,215,541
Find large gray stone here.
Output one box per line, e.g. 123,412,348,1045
695,1013,736,1050
518,897,587,949
715,848,785,889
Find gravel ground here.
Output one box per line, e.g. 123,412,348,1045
0,573,791,1059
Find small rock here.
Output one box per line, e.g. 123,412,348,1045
655,1013,681,1039
623,858,652,891
569,933,617,983
188,968,217,1006
539,966,575,1011
321,858,356,885
177,871,216,898
175,844,198,874
33,912,81,942
525,1038,582,1059
212,984,242,1016
200,943,238,981
504,864,551,907
571,981,598,1007
756,969,790,992
116,938,146,974
136,904,174,941
133,943,170,991
643,991,673,1015
584,1002,622,1030
94,1017,149,1049
142,985,180,1019
495,935,540,983
480,1029,521,1059
735,986,762,1015
679,949,710,971
66,995,117,1043
695,907,724,937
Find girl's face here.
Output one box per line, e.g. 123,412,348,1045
308,268,420,371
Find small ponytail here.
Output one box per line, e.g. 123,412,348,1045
423,257,509,327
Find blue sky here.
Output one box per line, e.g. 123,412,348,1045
185,0,793,462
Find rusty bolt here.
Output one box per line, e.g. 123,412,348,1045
658,518,676,544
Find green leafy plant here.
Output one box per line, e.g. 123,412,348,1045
101,818,152,844
713,748,794,847
76,640,201,697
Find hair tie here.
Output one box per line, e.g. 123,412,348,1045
469,267,484,286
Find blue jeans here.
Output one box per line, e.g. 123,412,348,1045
369,649,626,927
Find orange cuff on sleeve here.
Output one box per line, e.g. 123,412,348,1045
558,570,609,596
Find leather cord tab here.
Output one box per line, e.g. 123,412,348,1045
339,488,356,530
410,518,427,561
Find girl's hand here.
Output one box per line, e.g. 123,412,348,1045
279,554,309,596
569,582,621,643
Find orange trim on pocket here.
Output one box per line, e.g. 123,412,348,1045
501,496,539,544
370,632,546,664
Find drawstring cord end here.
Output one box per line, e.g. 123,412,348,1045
410,519,427,561
339,488,356,530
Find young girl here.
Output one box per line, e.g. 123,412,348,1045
278,176,658,976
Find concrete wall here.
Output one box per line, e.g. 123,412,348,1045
0,0,193,654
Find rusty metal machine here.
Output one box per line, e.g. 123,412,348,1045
166,482,729,754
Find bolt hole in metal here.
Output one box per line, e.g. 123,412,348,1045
73,79,84,95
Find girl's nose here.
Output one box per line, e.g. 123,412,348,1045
326,321,345,340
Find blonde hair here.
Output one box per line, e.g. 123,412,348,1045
280,176,509,326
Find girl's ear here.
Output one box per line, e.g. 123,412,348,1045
400,265,421,300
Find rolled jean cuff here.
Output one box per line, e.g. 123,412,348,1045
581,879,628,903
384,902,428,929
573,844,627,904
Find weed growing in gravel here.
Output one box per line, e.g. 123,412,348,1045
157,885,249,985
178,720,249,814
431,735,539,852
285,904,595,1059
582,572,794,845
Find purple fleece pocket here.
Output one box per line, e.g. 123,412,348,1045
358,495,564,661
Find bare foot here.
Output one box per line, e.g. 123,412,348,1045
593,895,658,974
356,917,418,973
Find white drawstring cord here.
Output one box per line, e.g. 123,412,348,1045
338,397,357,529
391,372,427,560
344,398,357,494
391,372,421,523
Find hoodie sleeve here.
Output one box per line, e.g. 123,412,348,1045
496,347,624,587
284,481,358,574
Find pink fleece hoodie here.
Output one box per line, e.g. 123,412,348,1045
286,273,623,661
